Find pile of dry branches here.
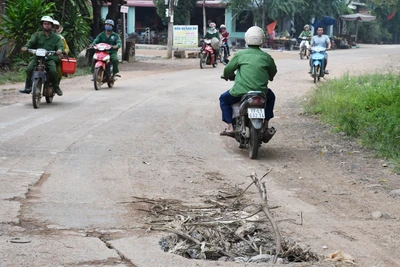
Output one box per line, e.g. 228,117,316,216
133,171,320,263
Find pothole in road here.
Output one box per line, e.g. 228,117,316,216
131,173,322,264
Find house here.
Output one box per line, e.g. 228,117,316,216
100,0,257,46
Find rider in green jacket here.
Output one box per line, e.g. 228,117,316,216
91,19,122,77
220,26,277,142
19,16,64,96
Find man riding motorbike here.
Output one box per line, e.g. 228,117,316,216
204,22,220,61
219,26,277,142
299,24,312,52
91,19,122,78
219,24,230,58
309,26,331,74
19,16,64,96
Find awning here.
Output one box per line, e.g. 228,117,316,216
340,13,376,21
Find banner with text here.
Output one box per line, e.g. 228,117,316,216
173,25,198,48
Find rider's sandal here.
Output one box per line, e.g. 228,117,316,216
220,129,236,138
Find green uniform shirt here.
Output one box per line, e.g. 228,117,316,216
223,46,277,97
24,31,64,60
205,30,220,40
92,31,122,54
299,30,313,39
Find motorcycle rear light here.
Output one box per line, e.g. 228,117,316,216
248,96,265,105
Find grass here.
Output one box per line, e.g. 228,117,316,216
303,73,400,171
0,66,92,86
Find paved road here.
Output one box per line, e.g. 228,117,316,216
0,45,399,266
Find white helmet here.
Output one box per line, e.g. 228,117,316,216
245,26,264,46
40,16,53,25
53,20,60,26
220,24,226,29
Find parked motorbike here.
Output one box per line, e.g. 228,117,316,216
223,75,276,159
310,46,327,83
299,36,310,60
92,43,117,90
200,39,217,69
27,48,58,109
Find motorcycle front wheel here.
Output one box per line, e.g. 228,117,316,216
300,47,304,60
94,68,104,90
313,65,319,83
32,78,42,109
249,125,261,159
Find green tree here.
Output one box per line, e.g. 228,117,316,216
154,0,198,26
0,0,55,62
226,0,305,28
50,0,92,57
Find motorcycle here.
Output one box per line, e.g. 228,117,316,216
299,36,310,60
310,46,327,83
223,75,276,159
92,43,117,90
219,38,229,64
200,39,217,69
27,48,58,109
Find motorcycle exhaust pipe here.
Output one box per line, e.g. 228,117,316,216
263,127,276,143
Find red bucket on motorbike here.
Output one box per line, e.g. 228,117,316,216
61,58,77,74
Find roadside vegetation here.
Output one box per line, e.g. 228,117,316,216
303,73,400,171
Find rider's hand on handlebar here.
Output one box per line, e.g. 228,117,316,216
112,45,118,49
21,47,27,52
56,50,63,55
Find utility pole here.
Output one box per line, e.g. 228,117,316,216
202,0,206,36
167,0,175,58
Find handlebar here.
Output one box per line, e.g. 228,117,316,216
27,48,57,56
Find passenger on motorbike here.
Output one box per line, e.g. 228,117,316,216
53,20,70,55
204,22,220,60
299,24,312,51
309,26,331,74
91,19,122,78
219,26,277,142
219,24,230,57
19,16,64,96
53,20,69,85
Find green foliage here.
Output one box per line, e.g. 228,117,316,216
303,73,400,169
154,0,197,25
50,0,92,57
358,21,392,43
0,0,55,57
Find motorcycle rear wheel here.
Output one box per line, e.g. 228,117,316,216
249,125,261,159
94,68,103,90
107,78,114,88
45,95,53,103
200,54,205,69
32,78,42,109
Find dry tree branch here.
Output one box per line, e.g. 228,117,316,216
250,171,282,264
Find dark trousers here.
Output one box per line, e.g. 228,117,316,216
219,89,275,124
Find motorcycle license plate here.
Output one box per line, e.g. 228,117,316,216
248,108,265,119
